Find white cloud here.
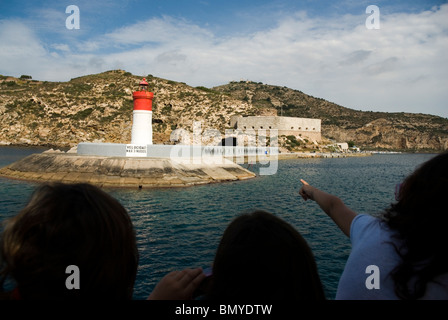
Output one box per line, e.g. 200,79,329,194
339,50,373,66
0,19,50,76
1,4,447,118
52,43,71,52
0,20,47,57
106,16,214,46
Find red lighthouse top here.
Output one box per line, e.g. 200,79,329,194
139,78,149,87
133,78,153,111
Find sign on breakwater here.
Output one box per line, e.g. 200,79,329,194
126,144,148,157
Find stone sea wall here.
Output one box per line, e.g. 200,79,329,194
0,152,256,188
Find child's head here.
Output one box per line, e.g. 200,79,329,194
0,182,138,299
208,210,325,300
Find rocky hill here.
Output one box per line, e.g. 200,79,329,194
0,70,447,152
214,81,448,151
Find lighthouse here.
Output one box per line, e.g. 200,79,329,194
131,78,154,145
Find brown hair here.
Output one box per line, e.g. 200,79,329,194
207,210,326,300
0,183,138,299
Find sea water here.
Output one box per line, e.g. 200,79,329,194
0,146,436,299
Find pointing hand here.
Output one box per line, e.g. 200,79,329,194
299,179,314,201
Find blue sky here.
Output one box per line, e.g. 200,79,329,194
1,0,447,118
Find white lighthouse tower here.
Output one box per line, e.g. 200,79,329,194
131,78,154,145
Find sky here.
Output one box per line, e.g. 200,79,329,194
1,0,447,118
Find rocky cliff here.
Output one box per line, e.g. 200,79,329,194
1,70,447,152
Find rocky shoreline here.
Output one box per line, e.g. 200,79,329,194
275,151,373,159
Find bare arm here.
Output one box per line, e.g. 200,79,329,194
299,179,357,237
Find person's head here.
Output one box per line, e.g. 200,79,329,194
207,210,325,300
0,182,138,300
383,151,448,299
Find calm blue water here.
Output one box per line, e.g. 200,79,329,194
0,146,437,299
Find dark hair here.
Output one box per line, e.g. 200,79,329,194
207,210,326,300
0,183,139,299
382,152,448,299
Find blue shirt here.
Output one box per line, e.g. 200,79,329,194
335,214,448,300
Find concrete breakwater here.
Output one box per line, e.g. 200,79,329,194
0,151,256,188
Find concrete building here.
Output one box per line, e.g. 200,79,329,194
336,142,349,152
230,116,321,142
